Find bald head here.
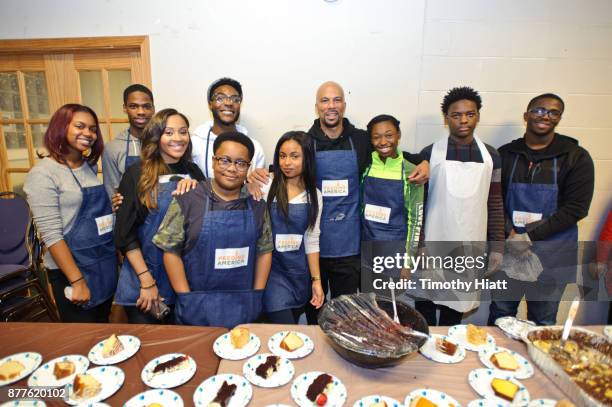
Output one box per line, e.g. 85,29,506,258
316,81,346,130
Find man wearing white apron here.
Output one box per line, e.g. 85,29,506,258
416,87,505,326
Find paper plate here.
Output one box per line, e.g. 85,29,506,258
468,368,530,407
242,353,294,388
27,354,89,388
419,334,466,364
124,388,184,407
0,401,46,407
405,388,462,407
267,331,314,359
213,332,260,360
141,353,196,389
65,366,124,405
291,371,347,407
353,395,402,407
527,400,557,407
478,346,534,379
448,325,496,352
88,335,140,365
193,373,252,407
467,399,507,407
0,352,42,387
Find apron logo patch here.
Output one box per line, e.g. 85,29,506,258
275,234,303,252
215,247,249,269
322,179,349,197
95,214,114,235
512,210,543,228
364,204,391,224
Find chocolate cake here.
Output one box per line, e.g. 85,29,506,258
254,355,280,379
152,355,189,376
306,373,333,403
208,380,237,407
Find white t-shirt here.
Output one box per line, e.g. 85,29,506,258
261,177,322,254
191,121,266,178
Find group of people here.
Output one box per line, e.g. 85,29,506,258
23,77,595,329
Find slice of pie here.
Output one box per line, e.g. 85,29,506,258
101,334,124,358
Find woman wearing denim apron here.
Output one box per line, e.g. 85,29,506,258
24,104,117,322
114,109,204,324
260,131,324,324
153,132,273,328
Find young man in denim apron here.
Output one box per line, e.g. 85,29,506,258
102,84,155,199
488,93,595,326
153,132,273,328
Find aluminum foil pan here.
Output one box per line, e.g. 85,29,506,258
520,326,612,407
494,316,536,340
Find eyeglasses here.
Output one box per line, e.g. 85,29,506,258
212,93,242,105
528,107,562,120
213,156,250,172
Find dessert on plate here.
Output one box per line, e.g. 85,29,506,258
490,351,519,371
0,360,25,381
466,324,487,346
435,337,457,356
255,355,280,379
53,360,76,380
207,380,237,407
72,373,102,399
306,373,333,406
280,331,304,352
151,355,190,377
230,327,250,349
490,377,519,402
101,334,124,358
409,396,438,407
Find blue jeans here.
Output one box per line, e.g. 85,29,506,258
488,274,566,326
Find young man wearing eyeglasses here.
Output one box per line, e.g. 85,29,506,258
153,131,273,327
191,77,266,178
488,93,594,326
102,84,155,198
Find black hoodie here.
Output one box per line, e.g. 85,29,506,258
499,133,594,241
307,118,422,175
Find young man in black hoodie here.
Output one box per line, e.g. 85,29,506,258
488,93,594,326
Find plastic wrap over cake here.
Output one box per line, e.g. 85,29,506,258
318,293,429,367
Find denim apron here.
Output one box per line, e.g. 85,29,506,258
263,201,311,312
115,177,182,306
361,160,407,241
65,165,118,309
315,137,360,257
175,195,263,327
506,155,578,283
124,131,140,169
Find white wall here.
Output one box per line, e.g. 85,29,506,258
1,0,610,240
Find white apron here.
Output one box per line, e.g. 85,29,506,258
424,136,492,312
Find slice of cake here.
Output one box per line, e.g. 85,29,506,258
435,337,457,356
207,380,237,407
306,373,333,406
146,404,164,407
53,360,75,380
491,378,519,402
466,324,487,346
101,334,124,358
230,327,250,349
409,396,438,407
72,373,102,399
255,355,280,379
151,355,189,377
490,351,519,371
0,360,25,381
280,331,304,352
369,401,388,407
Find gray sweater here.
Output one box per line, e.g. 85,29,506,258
101,128,141,198
24,158,103,270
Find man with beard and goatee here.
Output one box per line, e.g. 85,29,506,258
488,93,594,326
250,81,429,323
192,77,266,178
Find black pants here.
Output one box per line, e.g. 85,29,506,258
415,300,463,326
123,305,175,325
48,268,112,323
305,254,360,324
